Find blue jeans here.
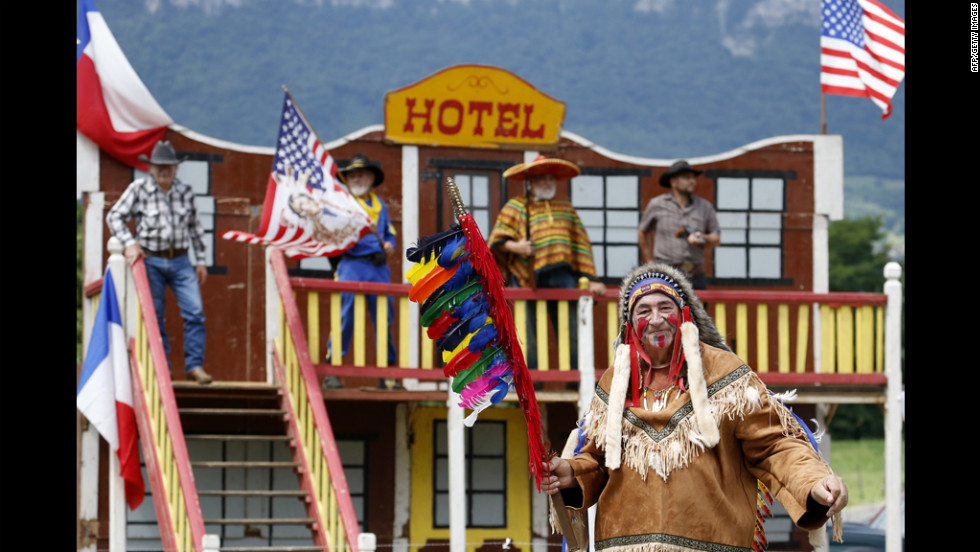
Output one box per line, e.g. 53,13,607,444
144,255,206,373
328,258,397,364
525,268,579,370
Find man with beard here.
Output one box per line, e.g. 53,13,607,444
488,156,606,371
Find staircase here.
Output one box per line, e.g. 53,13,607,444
176,381,324,552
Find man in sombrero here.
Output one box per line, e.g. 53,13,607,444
488,155,606,370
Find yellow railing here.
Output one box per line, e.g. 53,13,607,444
288,276,887,381
271,250,361,552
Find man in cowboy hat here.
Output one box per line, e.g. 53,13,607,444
324,153,399,389
638,160,720,289
544,263,848,551
488,155,606,370
106,140,213,384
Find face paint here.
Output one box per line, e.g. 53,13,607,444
655,334,666,348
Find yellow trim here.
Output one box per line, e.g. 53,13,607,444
557,300,570,371
536,300,548,370
755,304,768,372
354,294,366,365
736,303,748,361
777,304,789,374
795,304,809,373
409,406,531,552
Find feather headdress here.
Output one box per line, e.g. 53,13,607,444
405,178,547,489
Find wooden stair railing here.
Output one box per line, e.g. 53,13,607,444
269,247,362,552
128,257,208,551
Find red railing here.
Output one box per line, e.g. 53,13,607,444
270,249,362,552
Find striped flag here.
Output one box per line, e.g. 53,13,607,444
76,0,173,170
77,269,145,511
221,92,373,259
820,0,905,119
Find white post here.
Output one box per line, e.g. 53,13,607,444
883,262,904,551
576,289,596,418
401,145,424,390
201,534,221,552
78,192,106,552
393,404,411,552
359,532,378,552
106,237,129,552
265,246,279,384
448,391,466,552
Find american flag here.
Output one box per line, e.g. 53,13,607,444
222,91,372,259
820,0,905,119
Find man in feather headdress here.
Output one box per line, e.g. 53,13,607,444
488,156,606,370
544,263,848,551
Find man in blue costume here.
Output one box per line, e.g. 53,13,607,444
324,154,398,389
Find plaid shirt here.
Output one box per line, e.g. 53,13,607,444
106,177,206,261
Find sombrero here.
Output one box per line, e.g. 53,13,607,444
503,155,581,181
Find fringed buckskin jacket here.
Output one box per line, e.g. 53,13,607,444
559,344,836,552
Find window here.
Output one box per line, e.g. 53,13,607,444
338,439,368,531
571,169,649,280
709,171,792,283
452,173,492,241
433,420,506,528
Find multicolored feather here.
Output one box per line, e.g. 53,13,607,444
405,177,548,490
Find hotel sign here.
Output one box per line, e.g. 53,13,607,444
384,65,565,150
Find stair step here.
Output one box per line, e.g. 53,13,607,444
186,434,292,441
179,408,286,416
198,490,306,497
218,547,322,552
204,518,315,525
193,461,300,469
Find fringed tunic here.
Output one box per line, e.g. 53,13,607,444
559,345,836,552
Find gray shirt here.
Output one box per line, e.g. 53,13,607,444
639,193,720,266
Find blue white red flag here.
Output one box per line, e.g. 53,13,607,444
77,269,145,510
77,0,173,170
221,92,373,259
820,0,905,119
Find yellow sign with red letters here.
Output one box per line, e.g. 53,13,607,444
384,65,565,150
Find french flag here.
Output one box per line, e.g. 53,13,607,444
77,269,145,511
77,0,172,171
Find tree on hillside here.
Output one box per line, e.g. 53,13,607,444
828,215,890,292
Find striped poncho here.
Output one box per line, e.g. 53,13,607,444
488,196,599,288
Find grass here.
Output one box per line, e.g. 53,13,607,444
830,438,905,505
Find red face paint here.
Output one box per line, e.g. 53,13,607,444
655,334,666,348
665,314,680,327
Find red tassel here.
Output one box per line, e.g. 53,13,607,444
458,213,547,489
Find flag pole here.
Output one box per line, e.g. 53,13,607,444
820,91,827,134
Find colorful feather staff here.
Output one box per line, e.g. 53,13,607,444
405,177,548,490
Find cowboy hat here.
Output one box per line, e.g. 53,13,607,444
339,153,385,187
138,141,186,166
503,155,581,181
658,160,702,188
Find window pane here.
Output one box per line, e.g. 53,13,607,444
606,210,638,227
435,492,449,526
717,212,747,244
577,210,605,227
751,178,784,211
474,210,490,240
470,494,505,526
749,248,781,278
472,175,489,207
298,256,334,271
456,175,471,205
471,458,504,490
345,468,365,494
749,229,781,245
435,421,447,454
585,226,603,244
606,227,638,243
592,247,606,277
195,196,216,215
605,245,638,277
716,177,749,210
571,175,603,207
750,213,782,229
179,160,210,195
338,440,365,464
435,458,449,491
715,247,747,278
471,423,504,455
605,176,638,208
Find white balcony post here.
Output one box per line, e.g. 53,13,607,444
106,237,129,552
359,532,378,552
883,262,904,551
576,283,596,418
265,246,279,384
447,392,466,552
